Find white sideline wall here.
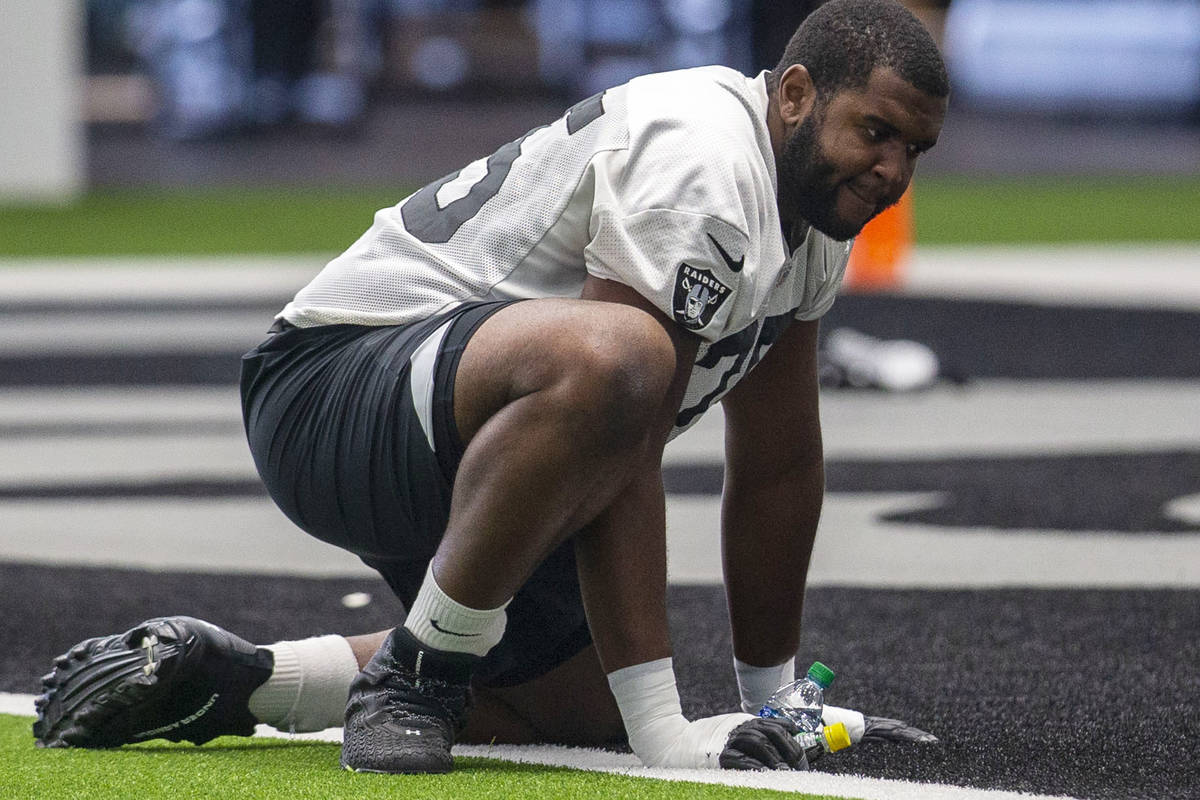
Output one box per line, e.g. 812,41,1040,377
0,0,84,202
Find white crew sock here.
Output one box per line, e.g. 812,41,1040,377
247,634,359,733
402,562,509,657
734,656,796,714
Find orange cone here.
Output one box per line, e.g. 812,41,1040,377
845,185,914,290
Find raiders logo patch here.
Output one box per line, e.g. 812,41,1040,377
672,263,731,330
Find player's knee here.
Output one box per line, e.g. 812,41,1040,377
554,310,676,441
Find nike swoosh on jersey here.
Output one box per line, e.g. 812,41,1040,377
430,619,481,637
706,232,744,273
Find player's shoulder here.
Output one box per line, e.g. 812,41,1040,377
626,66,764,146
628,65,757,105
611,66,772,228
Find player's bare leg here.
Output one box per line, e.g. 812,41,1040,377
435,298,679,607
36,288,682,759
340,287,695,773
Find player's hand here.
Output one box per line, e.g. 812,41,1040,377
718,717,808,771
862,715,939,744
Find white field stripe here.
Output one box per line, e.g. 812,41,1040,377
666,494,1200,588
0,498,376,578
0,311,272,355
0,256,323,303
904,244,1200,310
6,492,1199,587
667,380,1200,462
0,693,1079,800
3,245,1198,309
0,386,238,426
6,381,1199,479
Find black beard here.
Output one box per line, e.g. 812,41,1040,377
776,112,863,242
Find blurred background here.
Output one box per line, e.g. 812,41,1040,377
3,0,1198,201
3,7,1199,797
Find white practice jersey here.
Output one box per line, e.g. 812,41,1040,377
280,66,850,437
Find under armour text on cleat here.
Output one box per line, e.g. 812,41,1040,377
340,627,478,774
33,617,273,748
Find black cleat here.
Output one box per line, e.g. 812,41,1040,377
33,616,273,748
340,627,477,774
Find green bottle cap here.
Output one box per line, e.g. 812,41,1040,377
807,661,835,688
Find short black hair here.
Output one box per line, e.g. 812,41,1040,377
768,0,949,101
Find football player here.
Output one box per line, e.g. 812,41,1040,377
36,0,947,773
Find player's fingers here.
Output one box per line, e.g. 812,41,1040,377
718,718,807,771
757,718,806,768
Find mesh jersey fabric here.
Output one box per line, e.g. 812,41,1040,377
279,65,850,438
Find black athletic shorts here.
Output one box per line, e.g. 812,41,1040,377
240,300,592,687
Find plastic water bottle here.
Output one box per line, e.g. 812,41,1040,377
758,661,836,733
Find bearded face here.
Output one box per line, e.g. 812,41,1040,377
774,66,946,243
776,105,888,242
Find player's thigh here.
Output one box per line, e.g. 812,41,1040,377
451,297,677,447
239,303,510,563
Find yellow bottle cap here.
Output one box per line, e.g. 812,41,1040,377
824,722,852,752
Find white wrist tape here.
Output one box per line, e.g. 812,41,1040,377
607,657,754,768
822,704,866,743
734,656,795,714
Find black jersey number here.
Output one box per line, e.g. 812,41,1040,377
402,92,606,244
675,311,794,428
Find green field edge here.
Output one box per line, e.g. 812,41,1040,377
1,714,856,800
2,176,1198,257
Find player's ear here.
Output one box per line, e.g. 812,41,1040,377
777,64,817,127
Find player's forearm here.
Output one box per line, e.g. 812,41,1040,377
578,474,805,770
574,467,674,674
721,454,824,667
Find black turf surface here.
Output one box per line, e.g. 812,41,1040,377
823,295,1200,380
2,563,1194,800
5,294,1199,799
7,451,1199,535
7,293,1200,387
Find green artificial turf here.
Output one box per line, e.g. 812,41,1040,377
912,175,1200,245
1,715,850,800
0,176,1197,258
0,187,404,257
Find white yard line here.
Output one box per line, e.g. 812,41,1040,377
0,498,374,578
0,692,1079,800
0,386,238,425
3,379,1198,587
1,256,323,303
904,244,1200,309
7,380,1200,471
5,491,1198,587
5,244,1198,309
0,311,272,355
667,494,1200,587
669,380,1200,462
